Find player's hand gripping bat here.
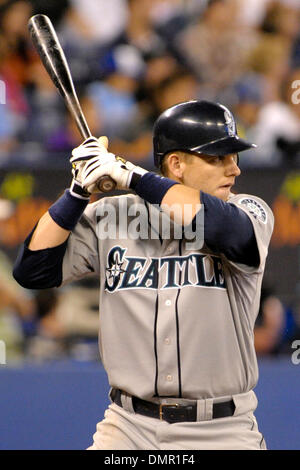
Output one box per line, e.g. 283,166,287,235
28,14,116,193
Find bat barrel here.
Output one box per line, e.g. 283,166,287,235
28,14,90,136
28,14,116,193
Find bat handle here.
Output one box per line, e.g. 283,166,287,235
77,115,116,193
97,175,116,193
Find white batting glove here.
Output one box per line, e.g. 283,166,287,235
69,136,114,198
81,155,148,193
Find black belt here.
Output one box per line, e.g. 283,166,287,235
111,389,235,424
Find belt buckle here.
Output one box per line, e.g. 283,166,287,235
159,403,180,421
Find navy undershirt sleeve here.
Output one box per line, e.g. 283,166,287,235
200,191,260,267
13,227,68,289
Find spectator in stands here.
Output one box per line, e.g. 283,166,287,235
126,0,166,56
142,52,180,91
108,52,185,166
0,0,33,151
46,87,103,154
110,67,201,166
0,248,34,362
177,0,258,101
150,70,200,116
231,74,265,167
63,0,128,48
0,0,33,88
30,0,70,26
0,93,18,158
238,0,272,29
277,300,300,355
246,68,300,167
86,44,145,140
25,289,67,361
55,281,100,340
246,34,291,105
26,284,100,362
254,284,286,356
21,59,64,154
260,0,300,43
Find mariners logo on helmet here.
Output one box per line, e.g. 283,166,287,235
220,105,236,137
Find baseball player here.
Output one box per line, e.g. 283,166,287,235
13,100,274,450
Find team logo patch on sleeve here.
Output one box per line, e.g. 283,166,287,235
238,198,267,224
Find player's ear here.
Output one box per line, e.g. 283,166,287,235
166,152,185,181
98,136,109,149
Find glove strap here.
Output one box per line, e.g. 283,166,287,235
70,179,91,200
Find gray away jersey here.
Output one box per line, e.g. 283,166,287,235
61,192,274,401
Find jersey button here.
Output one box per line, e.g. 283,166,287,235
165,300,172,306
166,375,173,382
164,338,171,345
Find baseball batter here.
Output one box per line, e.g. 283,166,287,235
13,100,274,450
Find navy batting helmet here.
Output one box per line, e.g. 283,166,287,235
153,100,256,168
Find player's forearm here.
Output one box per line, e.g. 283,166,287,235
13,189,89,289
29,188,89,250
161,184,201,225
129,172,201,225
29,212,70,250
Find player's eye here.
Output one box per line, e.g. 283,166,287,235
207,154,239,166
207,155,222,164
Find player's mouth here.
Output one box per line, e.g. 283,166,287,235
219,182,234,190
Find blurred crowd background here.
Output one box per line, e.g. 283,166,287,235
1,0,300,364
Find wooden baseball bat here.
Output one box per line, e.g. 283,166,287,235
28,14,116,193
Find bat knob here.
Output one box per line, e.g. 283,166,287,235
97,176,116,192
